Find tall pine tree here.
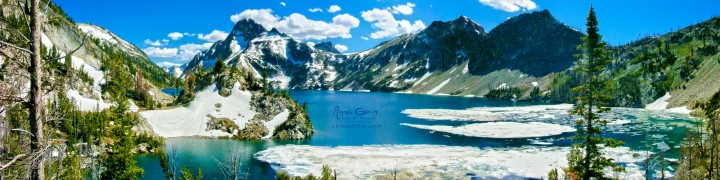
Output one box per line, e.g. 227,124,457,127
564,5,624,179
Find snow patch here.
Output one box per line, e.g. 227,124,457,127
426,78,451,95
40,33,53,48
262,109,289,139
412,72,432,86
269,74,291,89
78,24,116,43
71,56,105,87
462,62,469,74
66,89,112,112
645,92,691,114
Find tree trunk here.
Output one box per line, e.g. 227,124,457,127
29,0,45,179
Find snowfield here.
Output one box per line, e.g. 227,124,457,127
70,56,105,87
66,89,139,112
66,89,112,112
401,122,575,138
645,92,692,114
41,33,53,48
262,109,290,139
78,24,115,43
401,104,573,121
255,144,648,179
140,83,256,137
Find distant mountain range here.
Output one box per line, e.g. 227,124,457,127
182,10,584,97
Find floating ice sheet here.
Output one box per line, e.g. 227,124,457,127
255,144,647,179
401,122,575,138
401,104,573,121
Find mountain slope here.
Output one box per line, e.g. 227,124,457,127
471,10,583,77
546,15,720,110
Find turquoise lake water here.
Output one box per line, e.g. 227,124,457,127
137,90,700,179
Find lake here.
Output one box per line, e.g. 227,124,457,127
137,90,699,179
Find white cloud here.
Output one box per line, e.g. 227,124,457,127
332,14,360,27
144,39,167,46
230,9,280,30
143,47,178,58
333,44,348,52
391,2,416,15
168,32,184,40
478,0,537,12
308,8,323,13
230,9,360,40
280,2,286,6
198,30,229,42
361,36,369,40
157,61,182,68
178,43,213,60
361,8,425,39
183,32,196,36
327,5,341,13
274,13,359,40
162,39,170,43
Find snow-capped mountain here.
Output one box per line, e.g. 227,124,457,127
183,10,583,97
77,24,147,58
184,19,339,89
163,63,187,78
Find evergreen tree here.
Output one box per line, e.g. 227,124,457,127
175,78,183,96
262,70,269,92
564,5,624,179
102,99,144,179
320,165,332,180
214,58,225,74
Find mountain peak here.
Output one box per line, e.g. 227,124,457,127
313,42,340,53
231,19,268,42
424,15,486,36
505,9,555,24
453,15,471,23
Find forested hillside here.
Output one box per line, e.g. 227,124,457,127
547,16,720,109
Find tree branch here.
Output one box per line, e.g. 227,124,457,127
0,154,26,170
48,35,86,62
11,128,34,136
0,95,27,103
0,40,32,54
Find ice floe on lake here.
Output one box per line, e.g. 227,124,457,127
254,144,648,179
401,104,573,121
401,122,575,138
401,104,698,136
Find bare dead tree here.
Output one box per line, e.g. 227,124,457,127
27,0,46,179
214,147,244,180
163,144,179,180
389,162,399,180
0,0,86,177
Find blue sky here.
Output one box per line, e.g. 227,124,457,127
54,0,719,67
